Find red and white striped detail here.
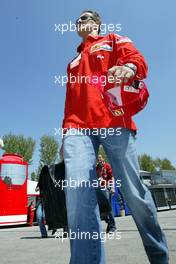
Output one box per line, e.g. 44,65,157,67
0,214,27,226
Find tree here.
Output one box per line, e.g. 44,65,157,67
154,157,175,171
38,135,59,176
138,154,156,173
153,158,162,171
2,133,35,164
160,158,175,170
139,154,176,172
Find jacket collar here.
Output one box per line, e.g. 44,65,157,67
77,34,104,53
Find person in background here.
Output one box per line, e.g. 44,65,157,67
96,154,116,233
35,186,48,238
166,198,172,210
28,201,36,227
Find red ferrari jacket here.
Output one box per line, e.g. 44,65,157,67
62,33,148,131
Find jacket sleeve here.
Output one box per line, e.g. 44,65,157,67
62,66,71,129
106,163,113,178
113,34,148,80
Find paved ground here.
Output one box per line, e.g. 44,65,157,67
0,210,175,264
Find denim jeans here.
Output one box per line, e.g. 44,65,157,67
36,202,48,237
63,128,169,264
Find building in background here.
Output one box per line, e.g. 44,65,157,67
140,170,176,209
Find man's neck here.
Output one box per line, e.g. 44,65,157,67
82,31,98,42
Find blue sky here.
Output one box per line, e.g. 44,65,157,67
0,0,176,174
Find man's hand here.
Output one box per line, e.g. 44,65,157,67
108,65,136,84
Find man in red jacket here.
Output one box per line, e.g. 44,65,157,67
62,10,169,264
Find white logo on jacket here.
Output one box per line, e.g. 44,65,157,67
70,54,81,69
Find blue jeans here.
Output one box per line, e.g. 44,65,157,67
36,202,48,237
63,128,169,264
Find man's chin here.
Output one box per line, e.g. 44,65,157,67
77,30,91,38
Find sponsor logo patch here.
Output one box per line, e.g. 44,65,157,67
115,36,132,44
112,108,124,116
90,41,113,53
97,55,104,59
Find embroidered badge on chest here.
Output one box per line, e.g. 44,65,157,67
90,41,113,53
